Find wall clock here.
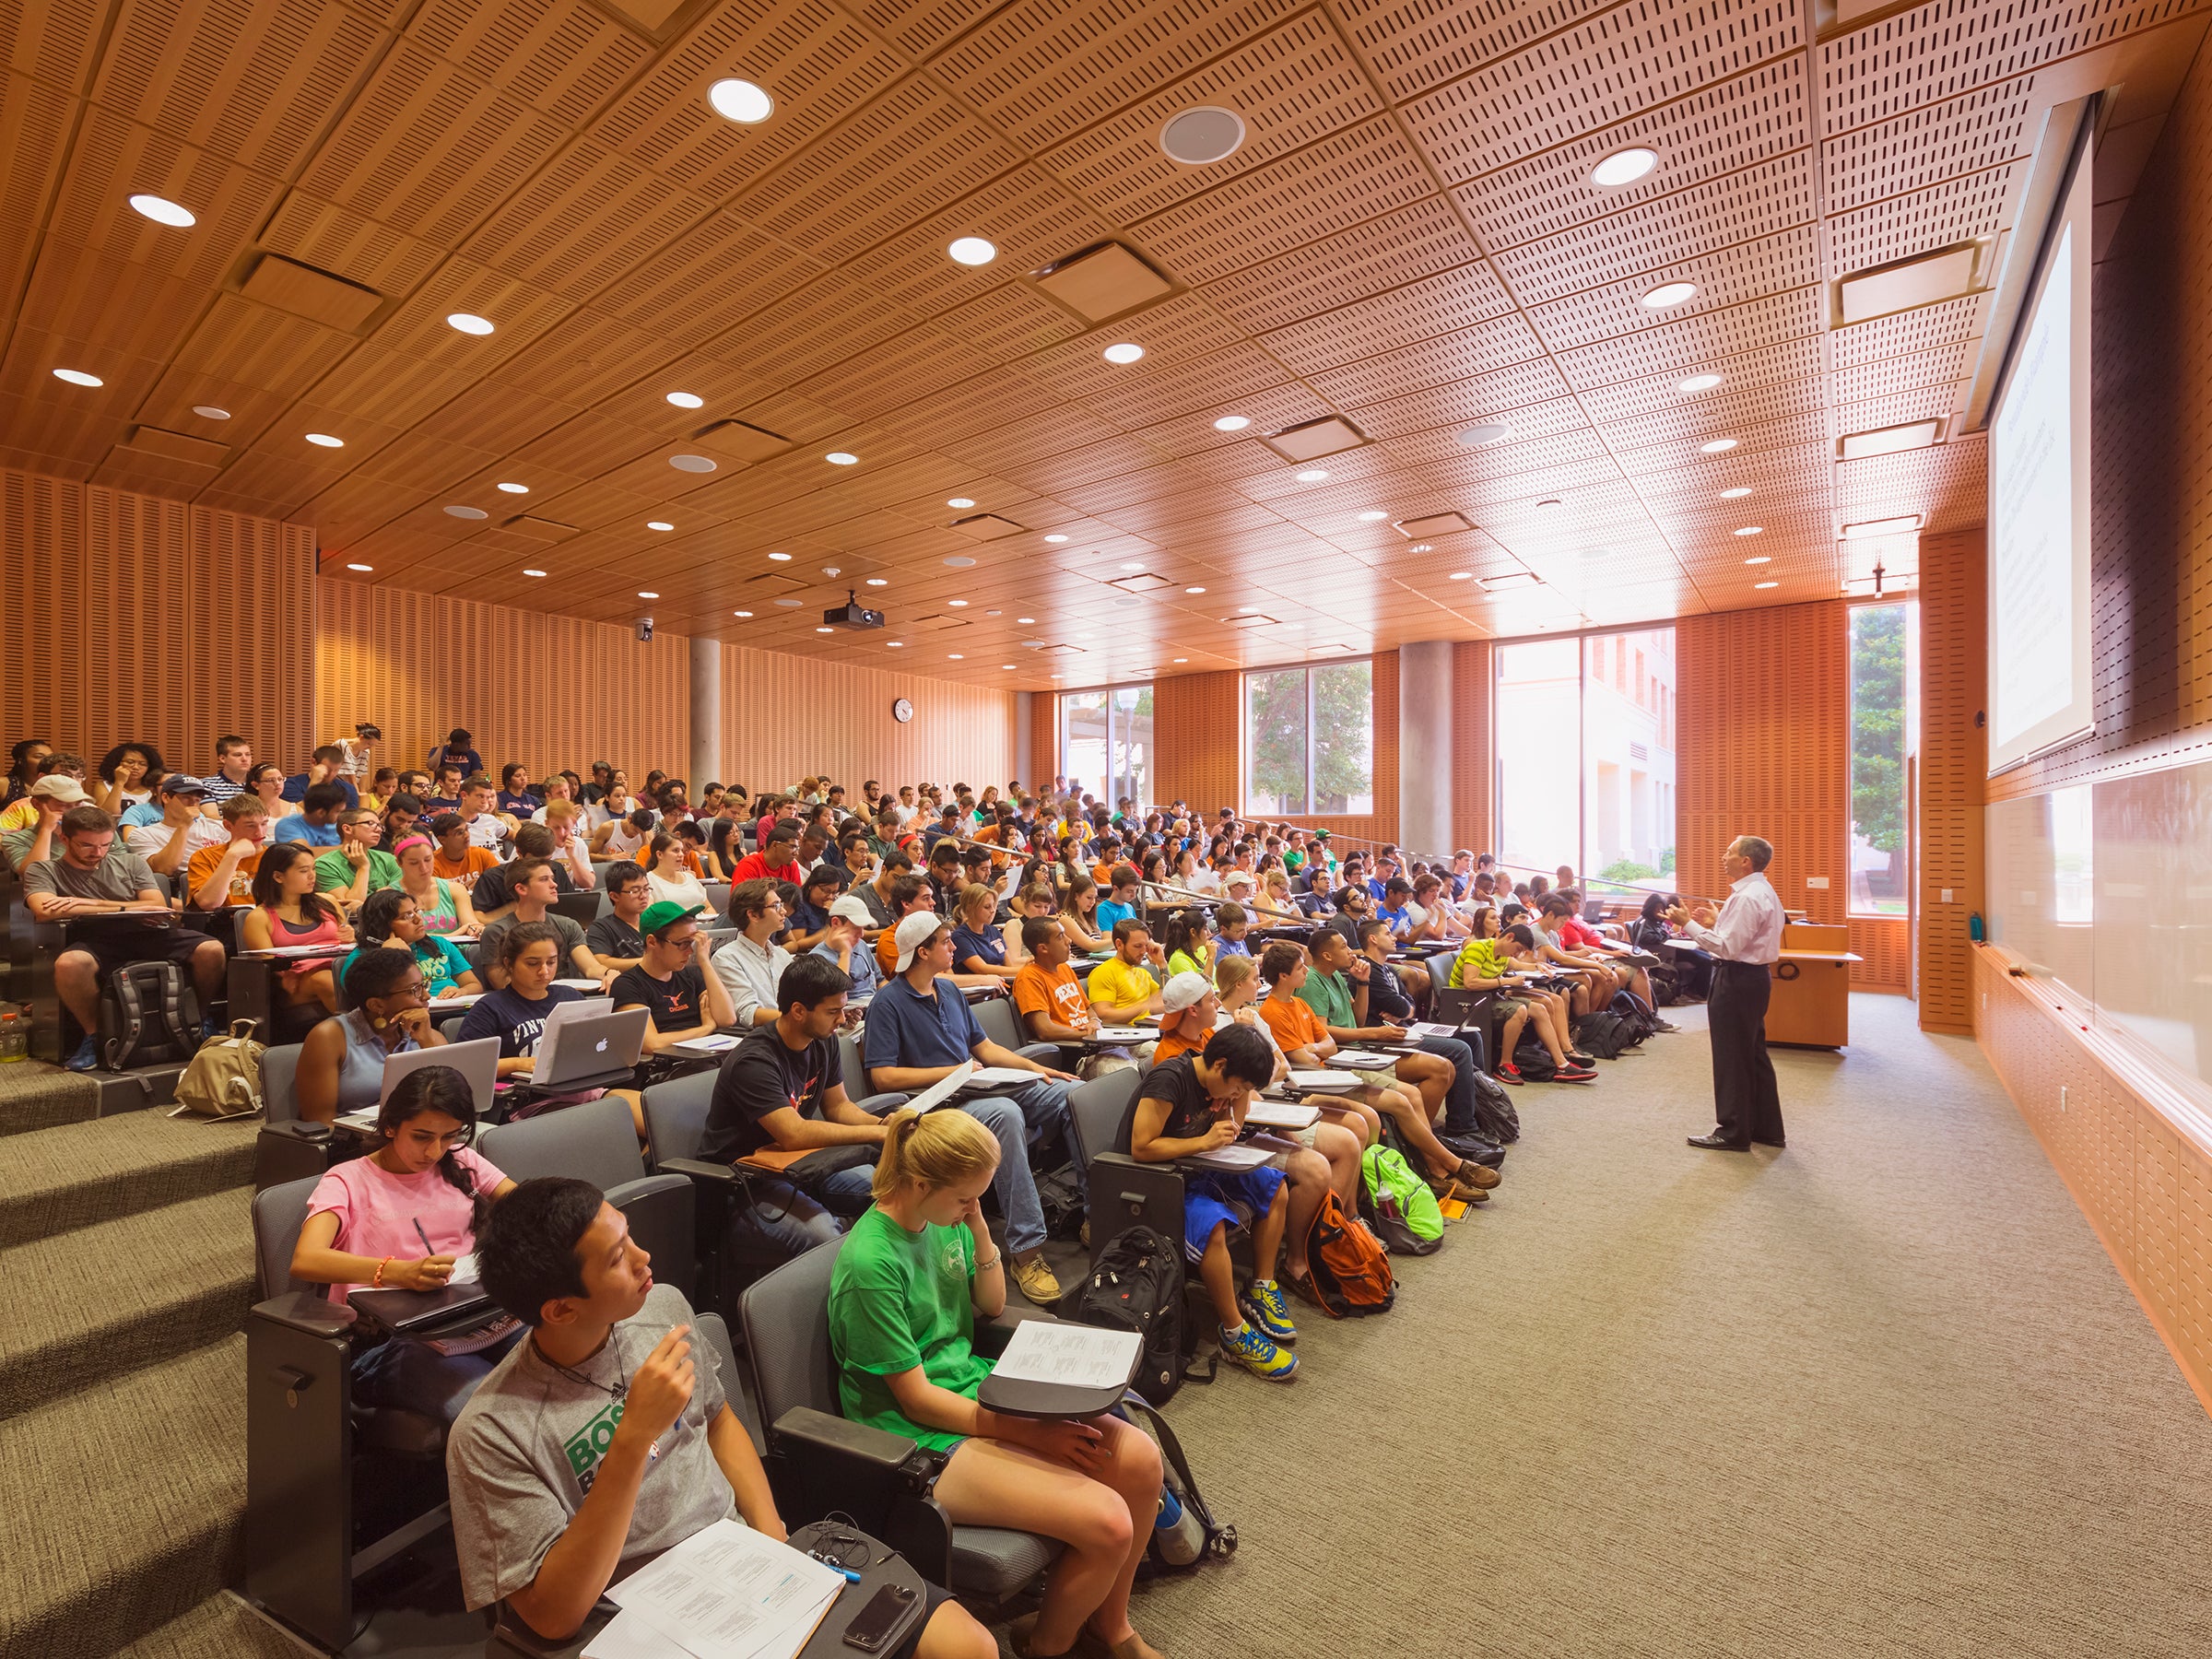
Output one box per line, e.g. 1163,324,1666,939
892,698,914,723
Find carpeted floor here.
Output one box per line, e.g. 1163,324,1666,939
1120,994,2212,1658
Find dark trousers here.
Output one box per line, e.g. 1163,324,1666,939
1418,1034,1484,1135
1707,960,1783,1145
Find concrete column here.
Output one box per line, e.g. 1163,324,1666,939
688,635,722,787
1012,693,1035,791
1398,640,1454,856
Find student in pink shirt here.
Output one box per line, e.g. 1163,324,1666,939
289,1066,520,1424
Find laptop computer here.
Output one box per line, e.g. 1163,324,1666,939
380,1037,500,1116
531,1004,650,1087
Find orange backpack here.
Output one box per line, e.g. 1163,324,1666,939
1302,1189,1395,1317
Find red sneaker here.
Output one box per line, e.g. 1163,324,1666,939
1495,1063,1524,1086
1554,1062,1598,1082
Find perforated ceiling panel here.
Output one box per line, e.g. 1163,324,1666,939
15,0,2203,687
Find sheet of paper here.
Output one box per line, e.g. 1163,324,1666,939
988,1320,1142,1391
429,992,485,1010
968,1065,1039,1086
1327,1049,1398,1070
1183,1142,1277,1171
450,1251,479,1284
582,1606,691,1659
1245,1100,1319,1129
906,1060,978,1114
1287,1069,1361,1091
606,1519,842,1659
676,1032,743,1053
556,976,609,991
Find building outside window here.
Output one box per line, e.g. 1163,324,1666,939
1058,685,1151,806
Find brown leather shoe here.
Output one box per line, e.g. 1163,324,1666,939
1455,1159,1501,1189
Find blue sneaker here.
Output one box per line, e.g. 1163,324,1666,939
1218,1321,1297,1382
65,1034,100,1072
1238,1279,1297,1346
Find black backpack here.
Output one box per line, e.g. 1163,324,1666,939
100,961,203,1072
1612,987,1660,1042
1468,1069,1521,1143
1572,1009,1633,1060
1512,1033,1558,1081
1060,1225,1202,1405
1647,960,1686,1006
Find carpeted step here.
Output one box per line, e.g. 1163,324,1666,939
0,1188,254,1422
0,1336,245,1659
0,1058,100,1137
0,1112,258,1249
109,1592,308,1659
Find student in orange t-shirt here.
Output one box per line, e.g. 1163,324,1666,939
189,795,271,910
1010,917,1101,1044
429,815,500,883
1256,941,1390,1149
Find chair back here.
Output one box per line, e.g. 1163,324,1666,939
480,1096,646,1189
552,891,597,928
972,994,1023,1053
837,1030,868,1095
740,1236,846,1429
1068,1066,1142,1163
261,1043,304,1124
641,1067,718,1168
253,1176,321,1298
1426,947,1457,988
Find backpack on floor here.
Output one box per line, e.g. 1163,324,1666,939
1647,961,1686,1006
1572,1009,1633,1060
1359,1144,1444,1254
1060,1225,1201,1406
1118,1392,1236,1573
1512,1034,1558,1081
1438,1129,1505,1169
170,1020,266,1120
1469,1068,1521,1143
1612,987,1660,1043
1301,1189,1395,1317
100,961,202,1072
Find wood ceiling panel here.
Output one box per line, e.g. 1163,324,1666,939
1134,118,1433,286
369,256,575,364
1830,341,1972,405
1829,291,1987,369
1380,394,1587,460
466,137,711,301
1821,75,2040,214
1039,12,1379,223
132,368,296,450
1300,311,1544,406
1577,334,1824,424
1199,194,1484,331
1363,0,1800,152
936,405,1126,470
412,377,579,455
1554,286,1826,390
796,324,978,419
597,211,824,348
1830,380,1961,440
91,0,386,175
1439,59,1806,242
304,338,477,427
1530,225,1818,352
1824,159,2026,277
3,0,108,86
1610,406,1830,475
1128,381,1339,458
495,307,679,403
834,166,1109,320
17,240,218,362
1074,341,1288,427
259,189,445,294
928,282,1083,365
1257,261,1516,374
296,467,435,538
45,108,284,289
738,273,912,385
1494,151,1815,307
406,0,652,126
300,43,570,246
1597,373,1826,453
0,80,69,304
1410,427,1614,490
851,0,1002,59
0,372,146,477
1338,358,1570,439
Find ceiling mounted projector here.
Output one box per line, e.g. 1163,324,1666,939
824,589,885,630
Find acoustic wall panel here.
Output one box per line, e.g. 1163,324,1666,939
1676,601,1848,922
1920,525,1986,1031
0,465,314,770
1151,669,1241,815
314,579,692,785
1452,639,1492,856
1849,914,1911,992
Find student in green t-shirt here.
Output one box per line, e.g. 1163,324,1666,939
316,807,402,906
828,1109,1166,1659
342,887,481,1001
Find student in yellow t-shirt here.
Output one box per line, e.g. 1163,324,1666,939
1086,918,1163,1023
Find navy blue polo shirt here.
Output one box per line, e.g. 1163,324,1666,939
863,974,983,1073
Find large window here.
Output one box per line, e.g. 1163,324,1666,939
1058,684,1151,806
1244,661,1374,815
1848,602,1918,914
1495,628,1677,885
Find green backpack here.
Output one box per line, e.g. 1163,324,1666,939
1360,1144,1444,1253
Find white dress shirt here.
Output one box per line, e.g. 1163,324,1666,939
1684,871,1785,965
712,931,789,1028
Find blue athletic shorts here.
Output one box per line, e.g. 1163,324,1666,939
1182,1166,1285,1260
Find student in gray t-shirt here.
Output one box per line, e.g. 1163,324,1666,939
448,1178,982,1657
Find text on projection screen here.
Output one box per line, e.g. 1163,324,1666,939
1991,222,2076,759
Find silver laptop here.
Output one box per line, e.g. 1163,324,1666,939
343,1038,500,1127
532,1005,650,1086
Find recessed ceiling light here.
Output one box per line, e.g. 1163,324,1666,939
1120,561,1145,571
768,551,792,560
1102,342,1145,364
1173,657,1188,664
947,237,996,265
947,497,975,508
944,555,976,568
1719,486,1753,499
734,608,753,618
816,626,834,633
1295,469,1329,482
1590,147,1660,188
647,521,675,532
866,577,888,587
523,568,547,577
669,453,715,472
53,369,101,386
1459,422,1513,446
1018,616,1035,623
947,653,964,660
1213,415,1251,431
984,608,1001,616
127,193,195,227
1700,438,1739,453
666,391,704,408
1410,543,1433,553
826,452,857,465
1448,571,1472,581
1755,581,1779,589
888,641,903,647
1050,673,1063,679
443,505,488,519
1745,555,1771,565
638,591,658,598
1733,525,1764,536
446,312,494,335
1043,533,1070,543
346,561,372,571
1536,499,1562,510
708,78,772,124
1357,510,1388,522
1185,585,1206,594
1641,281,1698,309
192,405,229,419
775,598,802,607
305,432,344,447
948,599,969,607
1677,373,1724,394
497,481,528,493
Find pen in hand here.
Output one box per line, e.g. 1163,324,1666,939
413,1218,435,1256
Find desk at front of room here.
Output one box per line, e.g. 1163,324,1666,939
1765,924,1862,1049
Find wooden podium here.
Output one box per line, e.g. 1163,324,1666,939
1765,924,1861,1049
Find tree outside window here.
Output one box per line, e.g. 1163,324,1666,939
1245,662,1372,815
1848,604,1913,914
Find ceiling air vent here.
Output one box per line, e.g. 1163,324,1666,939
1394,512,1475,540
694,420,791,464
1838,420,1941,460
1223,614,1277,629
1262,418,1367,463
1477,571,1543,593
1110,571,1171,593
503,516,579,542
1031,242,1175,324
947,513,1027,540
119,426,227,467
239,253,383,331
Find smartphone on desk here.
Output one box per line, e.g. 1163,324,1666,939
842,1582,917,1653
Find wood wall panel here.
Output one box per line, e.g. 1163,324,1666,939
1676,601,1848,920
1849,914,1910,992
717,648,1015,797
0,465,313,773
1027,692,1055,796
1452,639,1493,854
1920,525,1986,1030
315,580,692,785
1979,947,2212,1416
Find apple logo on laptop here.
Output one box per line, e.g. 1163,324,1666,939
594,1038,608,1053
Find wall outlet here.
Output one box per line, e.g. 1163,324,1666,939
2060,1086,2068,1113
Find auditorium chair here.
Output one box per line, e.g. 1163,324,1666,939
740,1237,1063,1602
1066,1067,1182,1246
971,994,1060,1064
477,1096,695,1298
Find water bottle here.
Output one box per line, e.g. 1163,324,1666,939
1969,912,1984,943
1153,1483,1204,1567
0,1008,26,1064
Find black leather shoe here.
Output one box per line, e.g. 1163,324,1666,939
1688,1132,1750,1151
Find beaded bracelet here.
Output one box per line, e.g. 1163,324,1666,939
373,1256,392,1287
